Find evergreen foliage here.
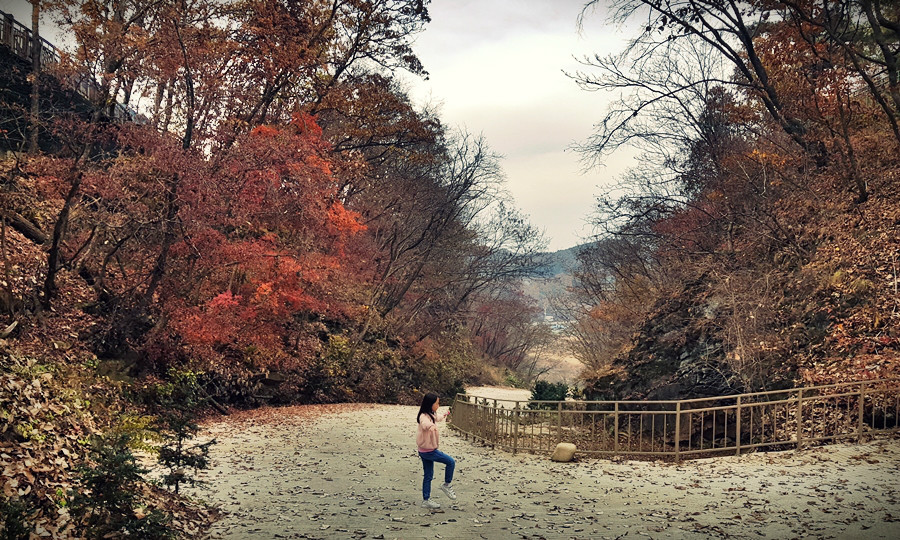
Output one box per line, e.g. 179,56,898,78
69,434,175,539
529,380,569,409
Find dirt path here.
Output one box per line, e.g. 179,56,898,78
192,403,900,540
465,386,531,403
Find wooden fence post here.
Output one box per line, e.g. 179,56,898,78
492,399,498,449
513,401,520,454
735,396,742,456
858,382,867,443
674,401,681,462
557,401,563,445
796,388,804,451
614,402,619,454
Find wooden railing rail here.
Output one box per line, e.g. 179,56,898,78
450,378,900,461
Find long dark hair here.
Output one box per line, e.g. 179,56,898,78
417,392,439,424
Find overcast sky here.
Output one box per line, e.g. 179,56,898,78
1,0,636,251
401,0,637,251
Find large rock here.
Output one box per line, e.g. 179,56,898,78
583,276,742,402
551,443,576,462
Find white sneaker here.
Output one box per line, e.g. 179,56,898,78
421,499,441,509
440,483,457,500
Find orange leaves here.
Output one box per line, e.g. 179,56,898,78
169,242,341,357
151,108,367,373
250,125,280,138
304,155,332,176
747,148,789,168
292,112,324,139
253,281,275,299
327,203,366,237
208,291,241,309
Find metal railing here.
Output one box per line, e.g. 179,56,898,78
450,379,900,460
1,8,139,123
1,10,60,70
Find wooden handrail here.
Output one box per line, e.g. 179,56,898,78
460,378,899,408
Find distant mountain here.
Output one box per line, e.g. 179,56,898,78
541,244,586,278
521,243,591,318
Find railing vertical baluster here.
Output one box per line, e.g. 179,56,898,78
796,388,804,451
492,399,498,449
736,396,742,456
675,401,681,462
768,401,774,444
4,13,13,49
712,409,717,449
722,408,727,450
513,401,520,454
627,411,632,451
557,401,563,446
614,402,619,454
580,410,585,450
639,411,644,451
858,381,866,442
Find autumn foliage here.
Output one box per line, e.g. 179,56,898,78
0,2,548,535
570,0,900,399
1,0,549,406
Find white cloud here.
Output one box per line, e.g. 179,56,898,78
404,0,636,250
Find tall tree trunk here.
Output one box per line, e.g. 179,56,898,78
836,90,867,204
43,168,83,308
860,0,900,113
27,1,40,155
143,16,195,306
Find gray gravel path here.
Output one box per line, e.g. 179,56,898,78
192,403,900,540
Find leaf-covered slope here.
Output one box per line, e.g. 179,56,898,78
583,178,900,401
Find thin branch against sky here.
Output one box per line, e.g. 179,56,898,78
401,0,639,251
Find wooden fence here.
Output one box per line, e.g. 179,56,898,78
450,379,900,460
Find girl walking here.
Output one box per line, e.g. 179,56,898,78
416,392,456,509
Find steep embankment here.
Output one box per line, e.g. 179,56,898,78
584,189,900,401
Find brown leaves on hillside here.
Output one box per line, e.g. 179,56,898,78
798,196,900,385
568,0,900,396
0,353,99,537
0,350,219,538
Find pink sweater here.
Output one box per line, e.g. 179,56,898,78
416,411,449,452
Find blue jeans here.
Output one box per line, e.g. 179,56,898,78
419,449,455,500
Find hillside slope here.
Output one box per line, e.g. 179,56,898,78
583,188,900,401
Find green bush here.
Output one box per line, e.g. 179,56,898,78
503,370,526,388
0,496,31,540
155,370,214,495
529,380,568,409
69,434,175,539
